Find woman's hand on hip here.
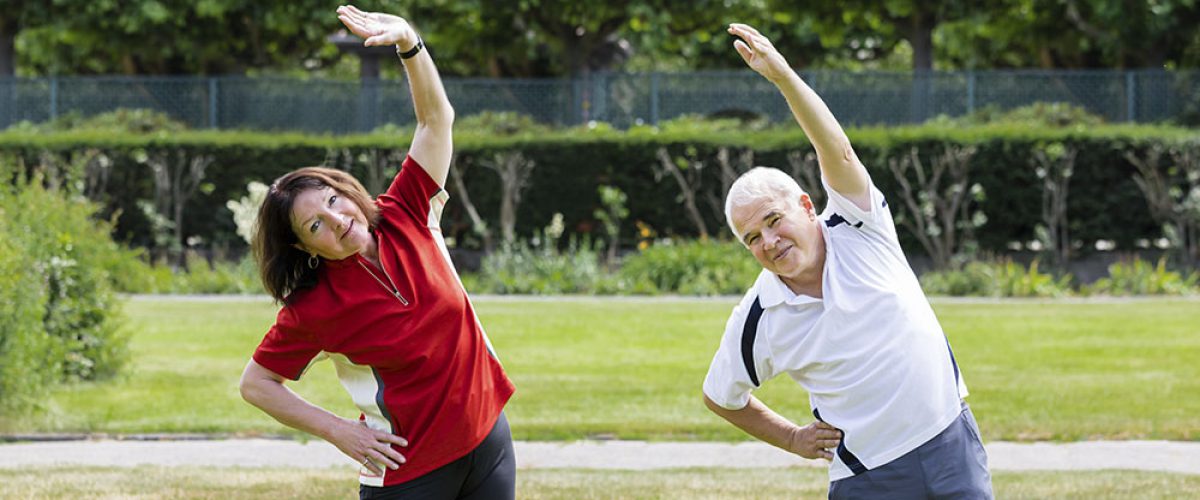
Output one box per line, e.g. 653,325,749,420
328,417,409,476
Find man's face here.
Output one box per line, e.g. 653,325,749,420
290,186,372,261
732,193,821,281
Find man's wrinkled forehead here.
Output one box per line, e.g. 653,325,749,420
734,196,781,233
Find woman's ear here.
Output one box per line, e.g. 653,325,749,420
292,242,310,254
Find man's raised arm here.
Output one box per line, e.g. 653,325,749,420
728,23,870,210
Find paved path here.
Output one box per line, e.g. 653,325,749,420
1,439,1197,475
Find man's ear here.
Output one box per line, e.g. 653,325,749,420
799,193,815,220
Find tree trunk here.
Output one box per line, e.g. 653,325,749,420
0,18,14,77
654,148,709,240
908,8,935,123
448,160,494,252
0,19,12,129
909,9,935,72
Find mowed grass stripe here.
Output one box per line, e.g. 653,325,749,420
1,466,1198,499
2,297,1197,442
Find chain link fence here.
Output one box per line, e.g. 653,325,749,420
0,70,1196,133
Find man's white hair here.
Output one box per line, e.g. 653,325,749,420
724,167,806,244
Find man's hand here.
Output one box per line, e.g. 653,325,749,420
336,4,418,49
788,420,842,460
727,23,792,84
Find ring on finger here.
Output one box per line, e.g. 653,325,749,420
361,457,372,467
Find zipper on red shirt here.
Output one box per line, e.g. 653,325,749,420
357,259,410,306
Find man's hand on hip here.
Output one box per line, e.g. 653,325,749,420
789,421,842,460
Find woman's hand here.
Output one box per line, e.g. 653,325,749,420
327,417,410,476
336,4,418,49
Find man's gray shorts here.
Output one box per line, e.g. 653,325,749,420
828,403,993,500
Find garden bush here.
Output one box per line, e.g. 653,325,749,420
617,239,761,296
1084,257,1199,296
930,102,1107,128
5,108,189,134
0,170,136,409
919,259,1074,298
115,253,262,295
471,215,608,295
0,217,52,412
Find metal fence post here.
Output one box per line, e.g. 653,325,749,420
208,77,219,128
1125,71,1137,122
650,72,660,126
967,71,976,115
49,77,58,120
0,78,9,128
910,70,930,123
576,77,585,125
592,71,608,124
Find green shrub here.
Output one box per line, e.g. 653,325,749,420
930,102,1107,128
919,261,996,296
0,215,52,411
920,259,1073,297
474,238,605,295
6,108,188,134
171,254,262,294
652,113,769,133
0,171,135,411
110,253,262,295
469,213,606,294
1085,257,1199,296
456,111,552,136
617,239,761,296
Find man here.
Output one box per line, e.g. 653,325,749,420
702,24,993,499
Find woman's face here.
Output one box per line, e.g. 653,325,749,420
289,186,373,261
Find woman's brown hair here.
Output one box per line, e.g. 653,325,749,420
253,167,380,302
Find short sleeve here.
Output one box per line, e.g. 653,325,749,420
702,295,776,410
378,155,449,227
251,306,324,381
821,176,898,242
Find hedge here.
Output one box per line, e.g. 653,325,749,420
1,123,1196,261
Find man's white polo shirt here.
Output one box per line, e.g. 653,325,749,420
703,180,968,481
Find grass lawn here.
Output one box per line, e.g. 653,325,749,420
1,296,1197,442
1,466,1197,499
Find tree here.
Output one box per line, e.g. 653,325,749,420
11,0,386,76
480,151,536,246
0,13,16,76
1057,0,1200,68
887,145,984,270
780,0,976,72
409,0,766,77
936,0,1200,69
1126,144,1200,269
402,0,634,78
1031,142,1076,268
0,0,52,76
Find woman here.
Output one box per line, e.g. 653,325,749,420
238,6,516,499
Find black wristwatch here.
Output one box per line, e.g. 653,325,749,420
398,38,424,59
